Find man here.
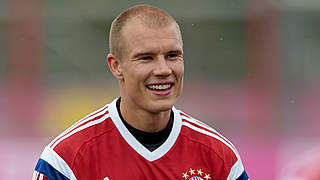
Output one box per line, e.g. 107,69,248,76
33,4,249,180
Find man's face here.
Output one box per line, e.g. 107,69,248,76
119,21,184,113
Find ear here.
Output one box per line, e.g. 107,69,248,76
107,53,124,80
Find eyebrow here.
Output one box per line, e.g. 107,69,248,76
132,52,154,59
168,50,183,55
132,49,183,59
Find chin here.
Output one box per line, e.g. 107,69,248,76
148,100,174,113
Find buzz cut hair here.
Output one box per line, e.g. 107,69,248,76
109,4,182,60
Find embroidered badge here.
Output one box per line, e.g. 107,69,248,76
182,168,211,180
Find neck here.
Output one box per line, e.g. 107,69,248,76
119,97,171,133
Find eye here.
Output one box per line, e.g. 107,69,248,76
167,53,179,60
139,56,153,60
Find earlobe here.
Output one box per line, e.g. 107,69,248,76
107,53,123,80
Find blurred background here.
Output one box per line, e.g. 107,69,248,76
0,0,320,179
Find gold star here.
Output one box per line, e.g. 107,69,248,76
189,168,195,175
204,173,211,180
197,169,203,176
182,172,189,179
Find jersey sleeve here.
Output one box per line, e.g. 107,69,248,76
32,171,53,180
33,146,77,180
227,156,249,180
236,170,249,180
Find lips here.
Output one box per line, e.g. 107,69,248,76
146,83,172,90
146,82,174,96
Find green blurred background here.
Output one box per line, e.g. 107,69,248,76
0,0,320,179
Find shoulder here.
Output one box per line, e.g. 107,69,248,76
35,103,117,179
34,99,123,179
176,109,247,179
57,103,116,152
45,103,116,164
177,110,237,156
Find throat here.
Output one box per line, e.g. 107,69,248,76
116,97,174,151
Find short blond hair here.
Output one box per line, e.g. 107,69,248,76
109,4,182,59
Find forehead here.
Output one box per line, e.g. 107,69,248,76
121,20,182,55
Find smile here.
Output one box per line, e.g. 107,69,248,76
146,83,173,91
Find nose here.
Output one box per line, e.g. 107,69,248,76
153,56,172,76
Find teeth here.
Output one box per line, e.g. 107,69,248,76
148,84,171,90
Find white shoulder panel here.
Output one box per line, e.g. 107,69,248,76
40,146,77,180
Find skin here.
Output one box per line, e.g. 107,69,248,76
107,18,184,133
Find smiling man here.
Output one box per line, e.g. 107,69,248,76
33,5,248,180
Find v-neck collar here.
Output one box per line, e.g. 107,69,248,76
108,98,182,162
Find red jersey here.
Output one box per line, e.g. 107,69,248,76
33,98,248,180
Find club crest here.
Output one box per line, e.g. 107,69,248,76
182,168,211,180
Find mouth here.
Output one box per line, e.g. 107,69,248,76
146,83,174,91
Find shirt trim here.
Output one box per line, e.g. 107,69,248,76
108,98,182,162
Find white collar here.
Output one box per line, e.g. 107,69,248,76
108,98,182,162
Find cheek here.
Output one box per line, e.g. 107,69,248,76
180,64,184,76
124,66,149,85
172,61,184,78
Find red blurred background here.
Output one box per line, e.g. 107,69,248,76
0,0,319,179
